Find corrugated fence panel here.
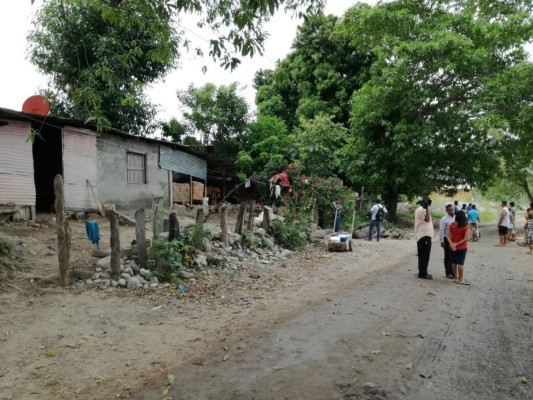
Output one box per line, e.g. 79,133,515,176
159,146,206,180
63,127,98,210
0,121,35,205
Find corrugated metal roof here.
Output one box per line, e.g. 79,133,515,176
159,146,206,180
0,121,35,205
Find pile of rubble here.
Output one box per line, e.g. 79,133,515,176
70,228,295,290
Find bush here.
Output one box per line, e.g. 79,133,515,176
148,238,191,282
0,238,11,259
271,220,308,251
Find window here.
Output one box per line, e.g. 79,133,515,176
126,152,146,184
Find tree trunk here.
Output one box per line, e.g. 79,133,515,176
262,206,270,232
54,175,71,286
168,212,180,241
235,203,246,234
220,204,228,247
383,187,400,222
135,209,147,269
109,210,121,281
518,175,533,203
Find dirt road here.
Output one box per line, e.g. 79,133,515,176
131,226,532,400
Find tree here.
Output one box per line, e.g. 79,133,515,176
337,0,533,218
254,13,370,129
236,115,290,176
28,0,179,134
287,114,348,177
29,0,325,133
177,83,250,159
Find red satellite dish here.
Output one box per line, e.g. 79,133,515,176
22,95,51,116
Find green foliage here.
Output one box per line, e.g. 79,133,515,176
288,114,348,177
271,220,307,251
0,238,12,259
241,230,272,249
181,225,211,251
28,0,178,134
148,238,190,282
175,83,250,159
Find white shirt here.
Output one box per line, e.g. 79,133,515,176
415,206,434,241
501,207,511,228
439,214,455,241
370,204,387,221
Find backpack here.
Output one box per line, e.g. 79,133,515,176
375,205,385,222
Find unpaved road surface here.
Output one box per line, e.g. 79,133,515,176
131,226,532,400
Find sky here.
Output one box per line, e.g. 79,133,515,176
0,0,368,123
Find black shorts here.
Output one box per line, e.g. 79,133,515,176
498,226,508,235
451,249,467,265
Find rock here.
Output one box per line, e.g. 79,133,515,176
127,277,141,289
130,262,140,275
96,256,111,269
92,249,110,258
92,273,101,280
110,280,118,288
139,268,149,277
85,279,93,285
196,254,207,267
124,267,133,276
178,270,196,280
69,269,95,281
255,228,266,237
100,271,111,279
362,382,379,394
150,283,159,288
120,246,137,258
280,249,293,258
150,276,159,284
118,278,127,288
120,272,131,280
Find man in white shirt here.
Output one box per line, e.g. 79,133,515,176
415,196,434,279
368,199,388,241
439,204,455,279
497,201,511,246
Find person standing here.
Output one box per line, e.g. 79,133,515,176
415,196,434,279
524,202,533,255
331,198,342,232
453,200,459,215
368,199,388,241
497,201,511,246
467,204,480,241
447,210,471,285
439,204,455,279
509,201,517,242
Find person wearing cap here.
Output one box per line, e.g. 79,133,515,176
415,196,435,279
439,204,455,279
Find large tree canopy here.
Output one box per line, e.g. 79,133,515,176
28,0,324,133
252,0,533,218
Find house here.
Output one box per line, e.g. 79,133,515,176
0,108,207,220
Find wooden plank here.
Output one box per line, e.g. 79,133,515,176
109,210,121,281
86,179,105,217
54,174,71,286
135,208,147,268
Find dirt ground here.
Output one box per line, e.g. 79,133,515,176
0,217,531,399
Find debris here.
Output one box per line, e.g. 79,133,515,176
370,350,382,354
520,377,528,384
406,362,413,369
380,332,392,336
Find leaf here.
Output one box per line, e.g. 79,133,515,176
167,374,175,384
420,374,432,379
380,332,391,336
370,350,382,354
520,377,528,384
45,351,58,357
118,325,126,330
35,365,45,369
223,354,229,361
95,375,105,384
151,305,163,311
79,337,87,345
406,362,413,369
65,344,77,349
150,361,162,365
213,311,224,316
38,345,45,350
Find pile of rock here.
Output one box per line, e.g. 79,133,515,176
71,228,295,290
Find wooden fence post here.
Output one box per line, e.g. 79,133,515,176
135,208,147,269
109,210,121,281
262,206,270,232
168,212,180,242
235,202,246,234
196,208,203,227
247,200,255,231
221,204,229,247
153,198,162,239
54,175,71,286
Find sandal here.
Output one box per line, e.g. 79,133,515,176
457,281,470,285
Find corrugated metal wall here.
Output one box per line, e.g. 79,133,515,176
0,121,35,205
159,146,206,180
63,127,98,210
